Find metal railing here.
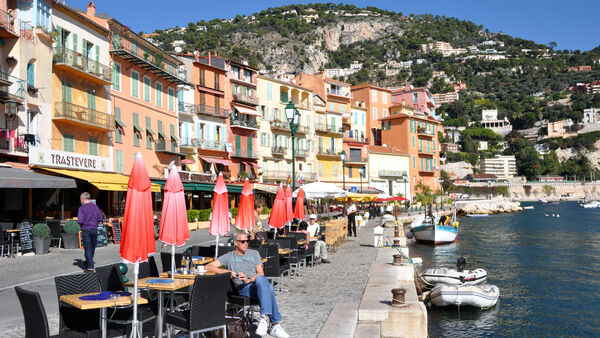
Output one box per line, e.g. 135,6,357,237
317,146,339,156
378,170,406,178
262,170,289,179
295,148,307,157
232,93,258,105
270,120,290,131
111,36,175,75
0,136,28,153
155,141,179,153
327,125,344,134
0,9,18,36
179,137,196,148
53,47,111,83
315,123,327,132
0,71,25,101
347,156,368,163
271,146,286,155
53,102,114,130
231,119,258,129
200,140,226,151
19,20,33,42
417,127,435,136
183,103,229,118
231,149,258,158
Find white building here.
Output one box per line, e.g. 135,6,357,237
480,155,517,179
583,108,600,124
368,147,410,198
480,109,513,136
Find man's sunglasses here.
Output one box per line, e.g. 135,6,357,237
236,239,249,243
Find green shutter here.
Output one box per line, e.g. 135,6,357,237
95,45,100,63
82,39,88,57
115,107,122,143
144,76,150,101
63,134,74,152
247,137,252,157
155,83,162,106
280,91,288,103
63,82,72,103
88,137,98,156
87,90,96,110
116,150,123,173
55,26,62,49
235,136,241,156
132,40,137,55
112,63,120,91
72,33,78,52
133,113,140,146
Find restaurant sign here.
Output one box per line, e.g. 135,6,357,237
28,146,112,172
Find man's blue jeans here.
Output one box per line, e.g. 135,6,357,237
81,228,97,269
237,276,282,324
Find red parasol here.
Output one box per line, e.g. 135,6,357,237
374,196,409,202
285,185,293,222
293,187,305,220
268,186,287,229
234,178,254,231
181,159,195,164
159,166,190,278
119,153,156,337
209,173,229,257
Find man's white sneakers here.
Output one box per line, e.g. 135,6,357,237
271,325,290,338
256,317,269,336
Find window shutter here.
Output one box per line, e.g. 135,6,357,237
247,136,252,157
55,26,62,49
95,45,100,63
72,33,78,52
235,136,241,156
27,63,34,87
112,63,120,91
82,39,88,57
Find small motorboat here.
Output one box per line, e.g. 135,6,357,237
580,201,600,208
410,208,458,245
539,198,548,204
466,214,488,218
523,206,534,210
429,283,500,309
422,268,488,286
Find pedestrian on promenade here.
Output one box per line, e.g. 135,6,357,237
249,199,267,241
347,198,357,237
305,214,329,263
77,192,103,272
206,232,289,338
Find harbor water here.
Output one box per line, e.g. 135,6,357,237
410,201,600,337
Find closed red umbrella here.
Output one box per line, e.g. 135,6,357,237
209,173,229,257
268,186,287,230
159,166,190,278
235,178,254,231
293,187,306,220
119,153,155,337
285,185,293,221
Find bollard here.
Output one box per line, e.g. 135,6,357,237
391,288,406,306
393,225,400,246
393,254,403,265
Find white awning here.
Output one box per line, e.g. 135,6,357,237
232,104,260,116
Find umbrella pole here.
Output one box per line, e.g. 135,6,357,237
215,235,219,257
131,261,140,338
171,244,176,278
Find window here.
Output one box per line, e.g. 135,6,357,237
170,124,177,151
330,103,334,111
412,136,415,147
112,62,121,91
143,76,151,102
146,117,153,149
155,82,162,106
231,66,240,79
319,164,323,176
27,62,34,87
247,136,253,157
362,112,365,126
421,157,424,170
340,104,344,113
199,69,205,86
243,69,251,82
88,137,98,156
62,81,72,103
131,70,140,98
36,0,51,31
413,93,418,103
333,164,338,177
372,89,377,102
267,83,272,100
63,134,74,152
214,72,220,90
115,150,123,173
433,140,436,151
372,108,377,120
133,113,141,147
382,93,387,104
413,156,416,168
115,107,123,143
168,87,175,111
383,109,387,118
177,89,184,112
280,90,288,103
419,139,423,150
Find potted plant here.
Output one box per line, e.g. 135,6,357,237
33,223,51,255
62,220,80,249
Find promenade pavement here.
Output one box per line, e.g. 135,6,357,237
0,219,380,337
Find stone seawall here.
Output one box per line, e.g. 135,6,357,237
507,182,600,201
454,198,523,214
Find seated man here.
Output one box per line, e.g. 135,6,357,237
306,214,330,264
206,232,289,338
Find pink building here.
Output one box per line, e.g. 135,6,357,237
390,86,436,115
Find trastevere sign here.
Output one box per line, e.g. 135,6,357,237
29,146,112,172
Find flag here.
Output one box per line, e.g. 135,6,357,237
286,175,292,185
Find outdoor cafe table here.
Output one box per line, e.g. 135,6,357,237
279,248,292,255
124,277,195,338
59,292,148,338
192,257,214,265
6,229,19,258
159,271,216,279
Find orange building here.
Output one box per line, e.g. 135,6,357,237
350,84,392,146
380,105,441,194
85,4,187,177
226,59,260,180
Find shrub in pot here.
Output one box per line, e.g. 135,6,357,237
62,220,81,249
33,223,51,255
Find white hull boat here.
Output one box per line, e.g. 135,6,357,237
410,209,459,245
429,284,500,308
422,268,487,286
580,201,600,208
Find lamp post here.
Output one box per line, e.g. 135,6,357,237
359,166,365,193
403,175,408,200
340,151,347,190
285,101,300,191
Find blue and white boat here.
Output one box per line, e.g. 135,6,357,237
409,209,458,245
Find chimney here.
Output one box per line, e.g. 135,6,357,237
87,1,96,16
402,99,405,106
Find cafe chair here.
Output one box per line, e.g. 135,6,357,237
165,273,230,338
263,244,289,294
47,220,62,248
15,286,66,338
160,252,183,273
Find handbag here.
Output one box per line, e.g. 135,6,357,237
206,316,249,338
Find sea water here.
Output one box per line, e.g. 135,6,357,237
410,201,600,337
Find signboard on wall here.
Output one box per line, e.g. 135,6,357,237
28,146,112,172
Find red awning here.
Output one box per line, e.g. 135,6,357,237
200,156,233,166
232,104,260,116
243,162,261,169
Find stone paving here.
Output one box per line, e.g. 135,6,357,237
0,219,380,337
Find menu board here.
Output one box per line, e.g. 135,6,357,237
19,221,33,252
110,219,121,244
97,223,108,247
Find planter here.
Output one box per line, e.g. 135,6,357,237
34,237,50,255
197,221,210,230
62,232,80,249
188,221,198,231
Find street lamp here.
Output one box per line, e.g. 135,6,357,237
340,151,347,190
285,101,300,191
402,175,408,199
359,166,365,193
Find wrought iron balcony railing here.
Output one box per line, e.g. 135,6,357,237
53,101,114,131
53,47,112,83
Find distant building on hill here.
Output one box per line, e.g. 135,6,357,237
583,108,600,124
538,175,564,182
441,142,459,153
565,66,592,72
480,155,517,179
480,109,512,136
547,120,565,138
431,92,459,106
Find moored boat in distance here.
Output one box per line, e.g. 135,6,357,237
410,208,458,245
466,214,489,218
580,201,600,208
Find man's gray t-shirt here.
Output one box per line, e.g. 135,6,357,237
218,249,261,285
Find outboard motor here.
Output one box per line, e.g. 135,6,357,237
456,256,467,272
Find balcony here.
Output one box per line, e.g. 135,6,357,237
417,127,435,137
295,148,307,157
378,170,406,178
183,103,229,118
270,120,290,132
342,116,351,125
302,172,318,181
230,119,259,131
0,131,29,154
419,167,438,175
315,123,328,133
199,140,226,151
155,141,183,155
0,72,25,102
53,102,115,132
179,137,197,152
295,125,308,134
326,88,352,98
271,146,286,155
326,125,344,135
317,147,340,158
53,47,112,85
0,9,18,39
262,170,289,180
345,156,368,165
232,93,258,105
343,135,368,144
418,148,435,156
110,36,186,85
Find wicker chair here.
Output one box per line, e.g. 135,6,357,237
15,286,64,338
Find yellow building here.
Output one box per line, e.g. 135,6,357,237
256,75,317,185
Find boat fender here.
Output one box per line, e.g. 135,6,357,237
412,257,423,264
406,230,414,239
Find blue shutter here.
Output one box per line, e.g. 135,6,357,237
27,63,34,87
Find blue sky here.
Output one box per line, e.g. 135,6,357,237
72,0,599,51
